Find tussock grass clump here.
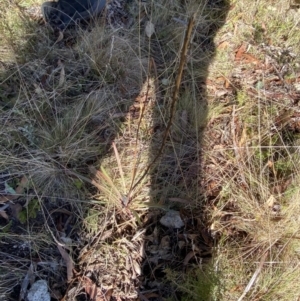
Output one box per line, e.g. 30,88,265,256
210,160,300,300
76,26,148,90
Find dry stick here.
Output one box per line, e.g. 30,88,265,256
237,250,269,301
129,58,157,192
129,14,196,196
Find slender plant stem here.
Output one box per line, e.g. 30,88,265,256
130,14,196,195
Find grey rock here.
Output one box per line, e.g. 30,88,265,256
160,210,184,229
27,280,50,301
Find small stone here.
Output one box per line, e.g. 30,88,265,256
161,78,169,86
27,280,50,301
160,210,184,229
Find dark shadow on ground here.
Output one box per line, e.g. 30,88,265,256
0,1,229,300
139,1,230,300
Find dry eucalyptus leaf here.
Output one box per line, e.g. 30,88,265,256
145,21,155,38
57,244,73,282
126,256,131,271
0,210,9,220
0,177,28,203
266,195,276,208
104,288,113,301
16,176,29,194
56,30,64,43
132,260,141,276
183,250,197,265
19,263,36,301
81,276,99,301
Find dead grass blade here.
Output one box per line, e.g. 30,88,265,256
19,263,35,301
89,166,122,200
58,60,65,88
65,168,120,202
235,43,247,61
237,251,269,301
112,142,126,194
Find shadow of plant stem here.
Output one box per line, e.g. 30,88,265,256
137,1,230,300
128,14,196,201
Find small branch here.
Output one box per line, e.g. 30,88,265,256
238,251,268,301
130,14,196,195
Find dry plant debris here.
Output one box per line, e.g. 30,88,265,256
1,0,227,299
4,0,300,301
